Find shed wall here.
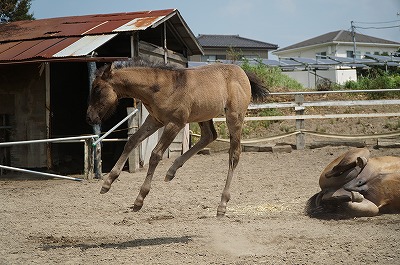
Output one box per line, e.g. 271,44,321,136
0,63,47,167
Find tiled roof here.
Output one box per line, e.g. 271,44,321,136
275,30,400,53
197,34,278,49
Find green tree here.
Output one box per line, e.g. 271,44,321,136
0,0,34,22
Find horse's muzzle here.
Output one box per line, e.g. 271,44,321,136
86,112,100,126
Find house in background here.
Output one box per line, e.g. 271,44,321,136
273,30,400,59
0,9,203,175
190,34,278,62
272,30,400,88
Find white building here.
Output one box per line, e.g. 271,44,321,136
273,30,400,88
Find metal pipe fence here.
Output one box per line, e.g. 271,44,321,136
0,135,98,180
0,108,139,180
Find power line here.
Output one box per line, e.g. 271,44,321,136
354,19,400,24
355,25,400,30
352,18,400,30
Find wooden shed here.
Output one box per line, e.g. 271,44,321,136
0,9,203,174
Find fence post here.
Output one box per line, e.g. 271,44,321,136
87,62,102,179
92,131,102,179
295,94,305,150
127,106,140,172
84,138,94,179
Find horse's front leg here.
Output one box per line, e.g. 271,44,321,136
132,122,184,212
100,116,162,194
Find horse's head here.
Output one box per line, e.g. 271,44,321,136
86,64,118,125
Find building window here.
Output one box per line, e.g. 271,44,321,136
346,51,353,58
201,55,227,62
201,55,216,62
208,55,216,61
346,50,361,59
316,52,327,59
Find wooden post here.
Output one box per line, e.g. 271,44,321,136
93,126,102,179
295,94,305,150
87,62,102,179
130,32,139,59
127,107,140,172
163,22,168,64
45,62,52,169
84,138,94,179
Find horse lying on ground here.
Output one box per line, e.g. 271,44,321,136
86,60,268,216
306,147,400,218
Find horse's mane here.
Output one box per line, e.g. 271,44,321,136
113,58,178,71
95,58,178,77
96,58,181,76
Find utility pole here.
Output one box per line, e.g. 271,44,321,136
351,21,357,62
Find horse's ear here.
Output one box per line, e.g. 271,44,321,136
101,64,114,80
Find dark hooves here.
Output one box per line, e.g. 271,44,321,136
164,174,175,182
130,204,143,212
100,187,110,194
216,210,226,217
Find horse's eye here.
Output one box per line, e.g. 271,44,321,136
93,86,101,96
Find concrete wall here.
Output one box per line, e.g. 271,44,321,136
283,68,357,88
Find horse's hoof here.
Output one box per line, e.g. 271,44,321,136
131,204,142,212
100,187,110,194
164,173,175,182
216,211,226,217
216,208,226,217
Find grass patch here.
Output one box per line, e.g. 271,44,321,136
241,59,303,90
344,73,400,99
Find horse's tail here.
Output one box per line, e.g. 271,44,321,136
245,71,269,102
305,192,351,220
305,192,323,217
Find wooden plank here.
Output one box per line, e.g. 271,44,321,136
269,88,400,96
248,102,297,109
249,99,400,109
309,140,366,149
295,95,305,150
213,112,400,122
302,99,400,107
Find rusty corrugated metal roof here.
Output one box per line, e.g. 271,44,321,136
0,9,203,63
0,9,176,42
53,34,117,57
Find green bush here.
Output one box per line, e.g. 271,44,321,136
344,80,359,89
241,59,303,90
349,73,400,99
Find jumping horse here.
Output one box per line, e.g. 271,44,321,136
86,60,268,216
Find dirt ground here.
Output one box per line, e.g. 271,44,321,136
1,144,400,265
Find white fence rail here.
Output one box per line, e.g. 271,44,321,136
214,88,400,149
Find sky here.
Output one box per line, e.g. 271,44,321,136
30,0,400,55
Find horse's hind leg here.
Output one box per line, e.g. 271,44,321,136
100,115,162,194
132,122,184,211
165,120,217,182
217,112,244,217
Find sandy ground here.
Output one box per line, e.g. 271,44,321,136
1,145,400,265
